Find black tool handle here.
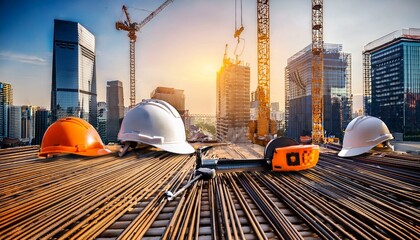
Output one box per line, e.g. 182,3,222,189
200,159,269,172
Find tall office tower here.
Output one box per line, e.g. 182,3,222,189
216,56,250,143
106,81,124,143
9,105,21,140
97,101,107,144
285,43,352,141
150,87,186,115
51,19,97,127
363,28,420,137
34,108,50,145
21,105,37,144
0,82,13,139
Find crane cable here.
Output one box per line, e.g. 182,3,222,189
234,0,243,33
234,0,245,57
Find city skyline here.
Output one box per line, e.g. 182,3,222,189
1,0,419,114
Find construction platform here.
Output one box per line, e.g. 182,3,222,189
0,144,419,239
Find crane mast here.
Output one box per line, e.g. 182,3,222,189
311,0,324,144
257,0,270,140
116,5,138,108
116,0,173,108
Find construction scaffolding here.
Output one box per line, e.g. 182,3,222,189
216,56,250,143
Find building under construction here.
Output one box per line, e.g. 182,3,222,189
216,56,250,143
285,43,352,141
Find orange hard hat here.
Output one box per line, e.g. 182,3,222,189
38,117,111,158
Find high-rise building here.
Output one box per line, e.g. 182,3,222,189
106,81,124,143
21,105,37,144
97,101,107,143
363,28,420,137
34,108,50,145
9,105,21,140
0,82,13,139
285,43,352,141
250,90,258,121
150,86,186,115
216,57,250,142
51,19,97,127
271,102,280,112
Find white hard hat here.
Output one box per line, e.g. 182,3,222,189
338,116,393,157
118,99,194,155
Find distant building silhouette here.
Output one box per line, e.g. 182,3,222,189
51,19,97,127
250,90,258,121
8,105,21,139
97,101,107,143
21,106,37,144
106,81,124,143
0,82,12,140
150,86,186,115
363,28,420,137
34,108,50,145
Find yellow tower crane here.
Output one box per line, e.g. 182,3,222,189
311,0,324,144
116,1,173,108
249,0,276,145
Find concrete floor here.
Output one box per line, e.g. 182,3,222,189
392,141,420,154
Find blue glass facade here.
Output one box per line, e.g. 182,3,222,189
285,44,352,141
363,29,420,137
34,109,50,145
51,20,97,127
0,82,13,139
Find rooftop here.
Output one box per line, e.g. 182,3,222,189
0,144,419,239
363,28,420,52
287,43,344,64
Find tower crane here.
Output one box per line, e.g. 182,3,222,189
249,0,276,145
311,0,324,144
116,0,173,108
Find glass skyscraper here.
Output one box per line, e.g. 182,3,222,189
285,43,352,141
0,82,13,140
363,28,420,137
51,19,97,127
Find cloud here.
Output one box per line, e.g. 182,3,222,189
0,51,47,65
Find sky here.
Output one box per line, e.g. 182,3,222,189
0,0,419,114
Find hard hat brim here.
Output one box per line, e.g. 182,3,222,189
39,147,111,158
153,142,195,155
338,145,374,157
81,148,112,157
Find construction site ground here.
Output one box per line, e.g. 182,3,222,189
0,143,418,239
392,141,420,154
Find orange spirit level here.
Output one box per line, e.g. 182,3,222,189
196,137,319,172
